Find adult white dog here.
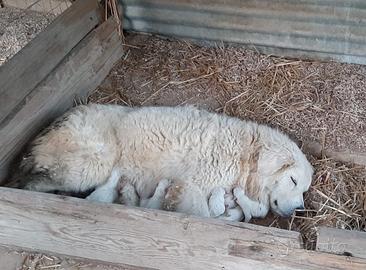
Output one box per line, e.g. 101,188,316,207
17,104,313,221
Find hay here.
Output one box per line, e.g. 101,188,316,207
90,33,366,249
11,249,128,269
91,33,366,153
0,7,54,66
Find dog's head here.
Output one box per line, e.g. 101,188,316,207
259,143,313,217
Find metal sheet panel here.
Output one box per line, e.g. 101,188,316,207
119,0,366,64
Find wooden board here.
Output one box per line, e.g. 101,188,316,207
0,0,101,125
0,245,137,270
0,18,124,183
316,226,366,259
301,141,366,167
0,187,364,270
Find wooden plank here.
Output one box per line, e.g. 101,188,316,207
302,140,366,167
316,226,366,259
0,18,123,183
0,188,364,270
0,245,140,270
0,0,101,125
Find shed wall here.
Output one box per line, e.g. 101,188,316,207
120,0,366,64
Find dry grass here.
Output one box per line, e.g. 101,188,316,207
89,33,366,249
0,7,54,66
91,34,366,153
8,249,129,270
20,253,62,270
296,157,366,249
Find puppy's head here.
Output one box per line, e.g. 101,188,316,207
261,145,313,217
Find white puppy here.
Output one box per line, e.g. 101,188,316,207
116,178,245,221
17,104,313,220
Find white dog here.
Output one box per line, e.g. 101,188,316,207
17,104,313,221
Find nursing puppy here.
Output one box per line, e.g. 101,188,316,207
116,178,241,220
16,104,313,220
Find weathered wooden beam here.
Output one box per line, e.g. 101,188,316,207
0,18,123,183
0,187,364,270
316,226,366,259
301,141,366,167
0,0,101,125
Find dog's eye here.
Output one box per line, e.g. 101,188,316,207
291,176,297,186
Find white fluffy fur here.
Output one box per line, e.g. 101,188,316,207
21,104,314,220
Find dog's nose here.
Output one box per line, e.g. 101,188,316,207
295,205,304,210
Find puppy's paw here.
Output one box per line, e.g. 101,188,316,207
219,206,244,222
211,187,226,197
117,178,129,193
233,186,245,199
209,187,226,217
156,178,172,192
224,193,236,209
117,182,139,206
243,211,252,223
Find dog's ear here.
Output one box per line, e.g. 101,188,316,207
276,160,295,174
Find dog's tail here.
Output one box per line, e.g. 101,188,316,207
5,149,53,191
6,171,51,190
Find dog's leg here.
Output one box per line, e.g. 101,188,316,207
218,206,244,222
208,187,226,217
22,175,64,192
233,187,268,222
140,179,171,209
86,169,121,203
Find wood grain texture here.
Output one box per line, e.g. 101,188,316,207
0,187,364,270
0,18,124,183
0,0,101,125
317,226,366,259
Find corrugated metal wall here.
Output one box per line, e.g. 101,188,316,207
119,0,366,65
